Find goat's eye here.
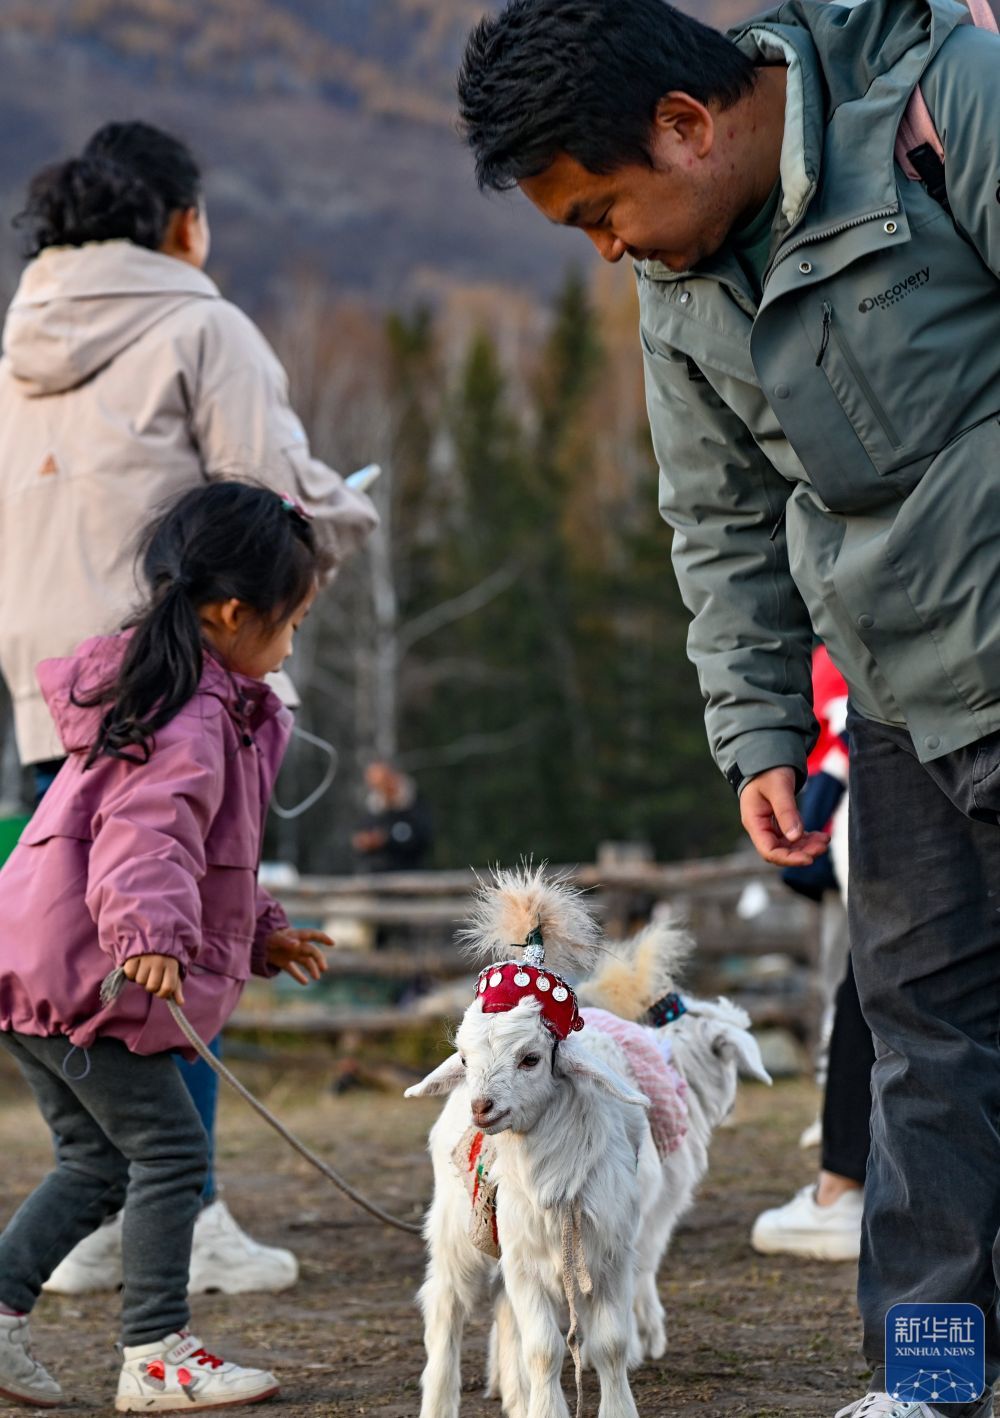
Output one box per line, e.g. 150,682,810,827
519,1054,541,1069
459,1056,467,1067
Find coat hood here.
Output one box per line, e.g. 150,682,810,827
727,0,966,231
3,241,220,396
36,633,285,755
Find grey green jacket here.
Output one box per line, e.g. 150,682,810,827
638,0,1000,791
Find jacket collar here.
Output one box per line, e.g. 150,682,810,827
200,651,286,733
638,0,966,290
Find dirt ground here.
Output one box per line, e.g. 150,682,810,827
0,1052,868,1418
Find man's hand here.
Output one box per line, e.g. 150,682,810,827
264,927,334,985
739,765,830,867
123,953,185,1005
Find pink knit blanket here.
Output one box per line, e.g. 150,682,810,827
580,1008,689,1157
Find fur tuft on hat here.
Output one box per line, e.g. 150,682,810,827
458,863,602,975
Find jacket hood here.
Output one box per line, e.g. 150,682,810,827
36,633,284,755
3,241,220,396
729,0,966,228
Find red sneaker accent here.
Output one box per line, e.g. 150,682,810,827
193,1348,225,1370
146,1360,166,1382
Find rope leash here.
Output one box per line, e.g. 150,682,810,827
165,999,423,1236
100,968,422,1237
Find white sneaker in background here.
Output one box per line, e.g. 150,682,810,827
187,1200,298,1295
42,1212,123,1294
0,1313,63,1408
115,1330,278,1412
751,1182,863,1260
799,1115,823,1148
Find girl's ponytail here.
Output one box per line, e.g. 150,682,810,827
83,579,204,767
75,481,319,767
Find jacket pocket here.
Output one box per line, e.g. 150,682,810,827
816,302,903,454
196,833,259,976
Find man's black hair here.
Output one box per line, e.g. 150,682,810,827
458,0,756,191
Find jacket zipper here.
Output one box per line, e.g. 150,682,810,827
770,205,899,271
816,300,903,450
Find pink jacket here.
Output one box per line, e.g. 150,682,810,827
0,635,292,1057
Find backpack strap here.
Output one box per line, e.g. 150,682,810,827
894,0,999,209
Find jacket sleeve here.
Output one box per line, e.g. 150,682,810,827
190,302,379,574
251,883,290,979
640,322,817,791
922,23,1000,276
85,727,227,970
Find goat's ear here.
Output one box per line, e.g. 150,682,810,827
556,1039,651,1109
711,1023,772,1085
405,1053,466,1098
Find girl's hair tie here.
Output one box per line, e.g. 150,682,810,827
279,491,312,524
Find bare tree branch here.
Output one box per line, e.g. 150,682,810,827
397,717,539,772
396,561,520,658
403,657,520,692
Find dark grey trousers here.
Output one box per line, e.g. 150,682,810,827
850,712,1000,1414
0,1031,208,1345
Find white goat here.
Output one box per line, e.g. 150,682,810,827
405,872,770,1418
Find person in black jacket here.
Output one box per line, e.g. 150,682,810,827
352,762,432,874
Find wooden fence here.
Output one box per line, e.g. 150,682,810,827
232,854,821,1045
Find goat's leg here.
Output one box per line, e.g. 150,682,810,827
632,1195,669,1362
585,1276,640,1418
418,1190,490,1418
632,1263,666,1361
486,1317,500,1400
633,1152,669,1361
494,1289,530,1418
418,1262,469,1418
503,1262,571,1418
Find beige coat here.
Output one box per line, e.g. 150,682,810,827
0,241,378,763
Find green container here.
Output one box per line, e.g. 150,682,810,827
0,814,29,867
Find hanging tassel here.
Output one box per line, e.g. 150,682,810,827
99,966,128,1007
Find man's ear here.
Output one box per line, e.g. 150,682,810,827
651,91,715,161
404,1053,466,1098
556,1038,651,1109
711,1023,772,1085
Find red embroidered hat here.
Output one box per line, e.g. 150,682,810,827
474,960,584,1040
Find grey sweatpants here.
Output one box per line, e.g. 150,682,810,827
0,1031,208,1345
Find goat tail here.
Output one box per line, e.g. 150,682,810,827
578,918,693,1022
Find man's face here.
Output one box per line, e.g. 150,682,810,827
518,101,743,274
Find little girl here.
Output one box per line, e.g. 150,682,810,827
0,481,332,1412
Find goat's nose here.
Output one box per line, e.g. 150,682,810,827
471,1096,494,1118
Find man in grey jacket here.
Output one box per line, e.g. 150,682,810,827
459,1,1000,1414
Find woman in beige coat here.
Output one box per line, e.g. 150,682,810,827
0,120,378,1300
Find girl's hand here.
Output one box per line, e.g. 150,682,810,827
123,953,185,1005
264,928,333,985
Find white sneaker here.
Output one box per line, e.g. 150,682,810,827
751,1182,863,1260
188,1200,298,1295
799,1116,823,1148
116,1330,279,1412
835,1391,994,1418
0,1314,63,1408
42,1212,124,1294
